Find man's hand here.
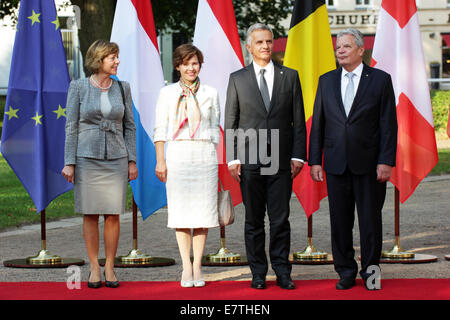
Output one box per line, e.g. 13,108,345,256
228,163,241,183
310,165,324,182
291,160,304,179
376,164,392,183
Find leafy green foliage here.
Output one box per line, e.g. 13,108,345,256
0,0,19,25
430,90,450,133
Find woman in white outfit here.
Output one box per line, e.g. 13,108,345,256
154,44,220,288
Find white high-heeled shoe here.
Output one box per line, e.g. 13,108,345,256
181,279,194,288
193,269,205,287
180,270,194,288
193,279,205,287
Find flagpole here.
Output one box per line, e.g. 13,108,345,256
25,210,62,264
99,196,176,267
292,215,331,263
203,225,246,265
379,187,437,263
118,197,153,264
4,210,85,268
381,188,415,259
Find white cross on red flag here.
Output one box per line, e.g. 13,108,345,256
371,0,438,203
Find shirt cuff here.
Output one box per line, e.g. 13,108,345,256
227,159,241,167
291,158,305,164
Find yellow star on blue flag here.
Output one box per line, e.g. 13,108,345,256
51,17,60,30
52,105,66,119
5,106,19,120
28,10,41,26
32,112,43,125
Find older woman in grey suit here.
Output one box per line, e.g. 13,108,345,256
62,40,137,289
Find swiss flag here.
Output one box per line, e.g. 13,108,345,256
371,0,438,202
193,0,244,205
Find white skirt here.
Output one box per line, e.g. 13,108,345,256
166,140,219,229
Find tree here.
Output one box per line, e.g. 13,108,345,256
1,0,294,74
0,0,19,23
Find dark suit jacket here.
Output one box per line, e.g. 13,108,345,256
309,63,397,175
224,62,307,171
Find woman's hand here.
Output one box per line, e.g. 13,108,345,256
155,161,167,182
128,161,138,181
62,165,75,183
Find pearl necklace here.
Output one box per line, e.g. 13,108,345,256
90,75,112,90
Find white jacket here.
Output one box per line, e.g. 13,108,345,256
153,82,220,145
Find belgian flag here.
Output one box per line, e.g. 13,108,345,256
284,0,336,217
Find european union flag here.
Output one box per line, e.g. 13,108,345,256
1,0,73,212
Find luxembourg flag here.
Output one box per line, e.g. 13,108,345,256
371,0,438,202
111,0,166,219
193,0,244,205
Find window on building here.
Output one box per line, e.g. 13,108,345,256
442,35,450,78
326,0,335,7
448,0,450,7
356,0,371,6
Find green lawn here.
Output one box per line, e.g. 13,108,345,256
431,148,450,175
0,155,133,231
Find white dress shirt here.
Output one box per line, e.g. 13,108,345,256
253,60,275,100
341,62,363,107
228,60,304,167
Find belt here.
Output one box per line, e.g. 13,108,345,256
79,119,123,134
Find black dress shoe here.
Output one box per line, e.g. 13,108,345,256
276,275,295,290
336,278,356,290
87,272,102,289
251,275,266,289
104,271,120,288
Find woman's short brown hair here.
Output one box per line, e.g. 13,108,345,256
85,40,119,75
172,44,204,69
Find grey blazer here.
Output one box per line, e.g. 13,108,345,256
64,78,136,166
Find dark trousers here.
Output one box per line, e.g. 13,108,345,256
240,168,293,277
326,168,386,280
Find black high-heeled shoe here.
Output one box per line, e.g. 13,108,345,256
87,272,102,289
104,271,120,288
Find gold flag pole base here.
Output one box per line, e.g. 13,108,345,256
119,249,153,264
98,239,175,267
292,238,328,260
117,239,153,263
26,240,62,264
206,246,242,263
3,213,85,268
381,237,415,259
206,238,241,262
202,237,248,266
26,249,63,265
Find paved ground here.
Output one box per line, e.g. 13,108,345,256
0,175,449,283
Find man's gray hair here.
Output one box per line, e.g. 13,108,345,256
246,23,273,46
337,28,364,48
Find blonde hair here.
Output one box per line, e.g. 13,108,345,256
84,40,119,75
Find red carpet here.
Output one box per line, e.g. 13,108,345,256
0,279,449,300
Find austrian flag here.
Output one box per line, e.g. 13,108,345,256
371,0,438,203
